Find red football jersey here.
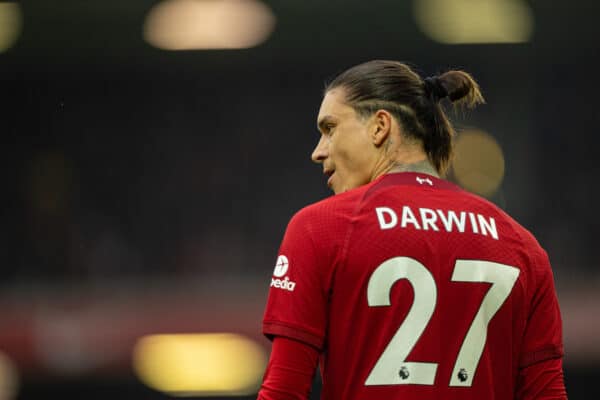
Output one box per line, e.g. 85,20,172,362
262,172,564,399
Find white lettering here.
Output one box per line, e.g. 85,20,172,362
401,206,422,230
437,210,466,233
270,276,296,292
376,206,499,240
376,207,398,230
468,212,479,234
477,215,499,240
419,208,439,231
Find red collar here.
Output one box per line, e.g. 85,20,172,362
365,172,462,197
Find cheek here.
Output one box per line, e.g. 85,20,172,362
339,141,372,171
334,143,373,186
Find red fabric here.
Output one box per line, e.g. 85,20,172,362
517,357,567,399
257,336,319,400
262,172,566,399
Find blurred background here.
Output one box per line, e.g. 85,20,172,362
1,0,599,398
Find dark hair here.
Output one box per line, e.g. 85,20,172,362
325,60,484,175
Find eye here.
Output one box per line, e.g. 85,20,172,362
324,123,335,134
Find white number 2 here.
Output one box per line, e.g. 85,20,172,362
365,257,519,387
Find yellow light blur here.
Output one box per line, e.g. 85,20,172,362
0,2,22,53
413,0,533,44
133,333,267,396
143,0,276,50
452,129,505,197
0,351,19,400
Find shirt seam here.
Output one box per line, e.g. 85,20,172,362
263,320,323,347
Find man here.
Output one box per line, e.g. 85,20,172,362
258,60,567,399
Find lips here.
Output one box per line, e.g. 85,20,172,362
323,169,335,187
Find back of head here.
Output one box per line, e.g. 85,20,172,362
326,60,485,175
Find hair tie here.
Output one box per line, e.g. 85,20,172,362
423,76,448,101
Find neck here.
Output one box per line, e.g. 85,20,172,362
386,159,440,177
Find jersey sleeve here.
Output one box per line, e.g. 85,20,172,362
257,336,319,400
262,207,333,350
516,357,567,400
519,248,564,368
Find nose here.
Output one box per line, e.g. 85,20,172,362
311,136,328,164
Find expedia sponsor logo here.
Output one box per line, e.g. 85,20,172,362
271,255,296,291
273,255,289,277
271,276,296,291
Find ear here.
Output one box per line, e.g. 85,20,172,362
371,109,393,146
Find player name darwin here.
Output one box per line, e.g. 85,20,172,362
375,206,499,240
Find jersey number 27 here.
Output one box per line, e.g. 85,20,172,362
365,257,519,387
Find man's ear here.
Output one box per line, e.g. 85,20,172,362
371,109,393,146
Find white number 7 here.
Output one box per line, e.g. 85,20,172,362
365,257,519,387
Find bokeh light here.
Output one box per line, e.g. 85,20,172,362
133,333,267,396
0,352,19,400
0,2,22,53
143,0,276,50
413,0,533,44
452,129,505,197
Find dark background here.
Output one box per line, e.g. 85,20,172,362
1,0,599,398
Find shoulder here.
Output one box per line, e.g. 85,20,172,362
290,186,367,225
285,186,369,242
460,189,548,258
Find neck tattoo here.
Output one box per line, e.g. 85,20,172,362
387,160,440,177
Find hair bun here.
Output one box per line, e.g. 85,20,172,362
423,76,449,102
436,70,485,107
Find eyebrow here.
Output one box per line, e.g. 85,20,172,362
317,115,336,132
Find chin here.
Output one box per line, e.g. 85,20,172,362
333,186,348,195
